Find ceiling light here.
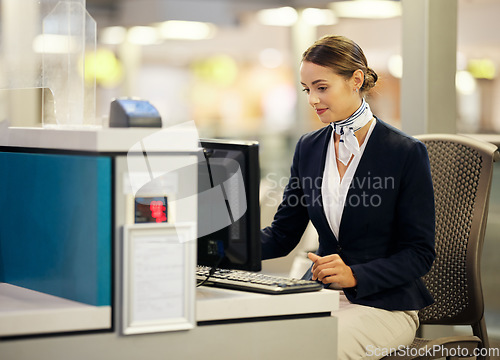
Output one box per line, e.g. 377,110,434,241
127,26,160,45
302,8,338,26
100,26,127,45
158,21,216,40
33,34,78,54
330,0,402,19
257,7,298,26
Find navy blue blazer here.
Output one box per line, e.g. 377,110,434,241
261,118,436,311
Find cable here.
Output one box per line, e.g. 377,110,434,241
197,148,226,287
197,238,225,287
196,254,224,288
203,148,215,187
203,148,234,222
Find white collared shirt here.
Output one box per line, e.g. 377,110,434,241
321,119,376,240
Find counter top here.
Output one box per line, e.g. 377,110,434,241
0,123,199,153
1,282,338,337
196,286,339,323
0,283,111,337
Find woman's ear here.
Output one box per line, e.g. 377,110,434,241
352,69,364,90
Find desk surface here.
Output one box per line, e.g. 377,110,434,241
0,282,339,337
0,285,339,360
0,126,199,152
196,286,339,322
0,283,111,337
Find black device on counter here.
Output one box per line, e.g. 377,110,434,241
109,98,162,128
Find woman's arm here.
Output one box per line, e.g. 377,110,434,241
307,140,435,298
261,136,311,260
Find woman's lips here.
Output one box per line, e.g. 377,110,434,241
316,108,327,115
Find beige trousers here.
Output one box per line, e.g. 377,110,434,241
334,293,419,360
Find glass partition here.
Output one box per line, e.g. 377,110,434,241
0,0,97,127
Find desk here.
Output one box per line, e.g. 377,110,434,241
197,286,339,322
0,287,339,360
0,283,111,337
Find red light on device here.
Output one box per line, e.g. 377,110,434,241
150,200,167,223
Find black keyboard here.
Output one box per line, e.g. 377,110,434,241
196,266,323,295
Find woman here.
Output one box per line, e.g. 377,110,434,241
261,35,435,359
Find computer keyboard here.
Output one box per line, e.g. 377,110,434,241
196,266,323,295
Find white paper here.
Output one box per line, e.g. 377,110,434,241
132,234,185,323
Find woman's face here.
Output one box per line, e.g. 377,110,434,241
300,61,362,124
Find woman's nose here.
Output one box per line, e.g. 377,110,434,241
308,93,319,107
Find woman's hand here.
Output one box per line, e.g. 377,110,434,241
308,252,357,288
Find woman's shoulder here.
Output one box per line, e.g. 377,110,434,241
298,125,331,146
373,117,424,151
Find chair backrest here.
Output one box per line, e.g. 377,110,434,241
416,134,498,326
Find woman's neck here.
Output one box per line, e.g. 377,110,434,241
354,117,375,146
334,116,374,147
333,117,374,180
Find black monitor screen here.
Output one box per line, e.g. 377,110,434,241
197,139,261,271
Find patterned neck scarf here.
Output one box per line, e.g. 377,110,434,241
331,99,373,165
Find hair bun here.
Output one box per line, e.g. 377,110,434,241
362,67,378,92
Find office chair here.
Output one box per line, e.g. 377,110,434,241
383,134,499,360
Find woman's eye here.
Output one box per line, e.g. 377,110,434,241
318,86,327,91
302,88,310,94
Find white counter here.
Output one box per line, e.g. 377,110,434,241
0,283,111,337
196,286,339,322
0,124,199,153
0,284,339,360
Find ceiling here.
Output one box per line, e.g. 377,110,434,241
83,0,500,67
85,0,344,28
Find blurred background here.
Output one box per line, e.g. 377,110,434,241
82,0,499,174
2,0,500,351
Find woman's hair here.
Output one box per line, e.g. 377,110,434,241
302,35,378,95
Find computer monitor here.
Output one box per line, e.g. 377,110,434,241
197,139,261,271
